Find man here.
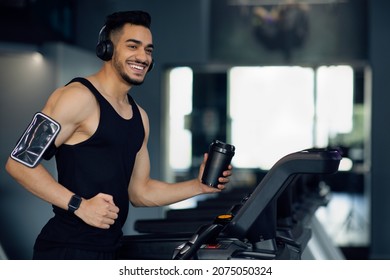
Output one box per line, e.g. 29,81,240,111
5,10,232,260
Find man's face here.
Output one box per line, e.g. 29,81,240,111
112,24,154,86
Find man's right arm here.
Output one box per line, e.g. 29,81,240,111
5,84,119,229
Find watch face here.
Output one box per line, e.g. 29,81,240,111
68,195,82,212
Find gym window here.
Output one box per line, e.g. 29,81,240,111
167,65,355,171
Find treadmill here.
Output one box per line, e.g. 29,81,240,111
118,148,342,260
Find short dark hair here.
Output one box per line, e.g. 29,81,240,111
104,10,151,35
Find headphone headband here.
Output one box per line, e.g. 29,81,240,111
97,25,108,44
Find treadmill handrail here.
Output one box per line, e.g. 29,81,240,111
222,149,341,240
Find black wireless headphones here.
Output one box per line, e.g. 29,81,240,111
95,25,154,72
96,25,114,61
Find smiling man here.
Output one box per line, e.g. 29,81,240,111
5,11,232,260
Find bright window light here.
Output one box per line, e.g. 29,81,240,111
168,67,193,170
316,65,354,147
229,66,315,169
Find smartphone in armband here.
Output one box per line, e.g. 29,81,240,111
10,112,61,168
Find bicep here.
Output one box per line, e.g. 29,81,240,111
41,86,94,147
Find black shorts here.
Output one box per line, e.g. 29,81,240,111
32,247,117,260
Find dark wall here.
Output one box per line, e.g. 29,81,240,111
210,0,367,65
368,0,390,260
0,51,56,260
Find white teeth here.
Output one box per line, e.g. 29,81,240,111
131,64,144,70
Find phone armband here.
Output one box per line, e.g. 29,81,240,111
10,112,61,168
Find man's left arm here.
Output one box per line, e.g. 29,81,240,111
127,108,232,207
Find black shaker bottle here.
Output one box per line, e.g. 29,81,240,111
201,140,235,187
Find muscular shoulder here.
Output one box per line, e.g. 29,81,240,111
43,81,96,123
136,104,149,125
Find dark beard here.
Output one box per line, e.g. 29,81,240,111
121,71,144,86
114,57,145,86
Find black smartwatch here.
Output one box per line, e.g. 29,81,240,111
68,194,82,213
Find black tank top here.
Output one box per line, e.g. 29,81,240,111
34,77,145,252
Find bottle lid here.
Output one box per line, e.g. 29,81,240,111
211,140,235,154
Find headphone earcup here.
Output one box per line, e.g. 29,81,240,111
96,40,114,61
148,59,155,72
